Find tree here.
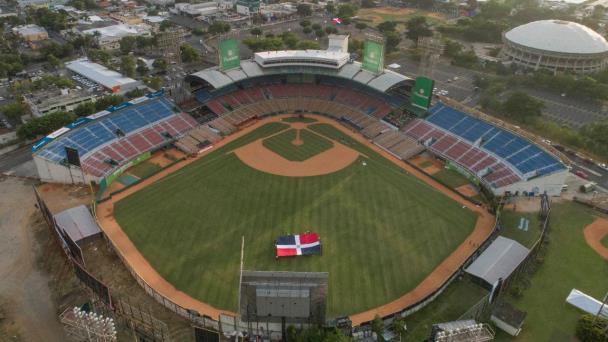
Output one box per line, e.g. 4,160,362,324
337,3,358,18
159,20,173,31
153,58,168,72
361,0,375,8
208,21,231,35
405,16,433,45
325,26,338,34
47,54,61,69
192,27,204,36
581,120,608,157
119,36,137,54
299,20,311,27
297,3,312,17
311,23,321,30
575,314,608,342
120,55,136,78
281,32,298,49
297,40,320,49
180,43,200,63
17,111,76,140
326,2,335,13
145,76,162,90
371,315,384,338
502,91,544,123
1,102,27,125
315,29,325,38
136,59,149,76
385,31,401,53
303,26,312,34
355,22,367,30
377,21,397,33
250,27,262,35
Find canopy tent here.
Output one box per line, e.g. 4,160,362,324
275,233,321,257
566,289,608,318
465,236,530,287
54,205,102,245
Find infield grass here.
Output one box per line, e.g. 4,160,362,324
114,121,479,317
262,128,333,161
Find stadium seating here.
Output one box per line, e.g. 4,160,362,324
404,102,566,189
36,97,198,178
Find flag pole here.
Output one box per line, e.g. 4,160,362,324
237,235,245,329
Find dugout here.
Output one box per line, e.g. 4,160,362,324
465,236,530,290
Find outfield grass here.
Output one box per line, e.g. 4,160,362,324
432,168,471,189
128,161,163,179
498,210,541,249
262,128,333,161
114,122,478,317
495,202,608,341
282,116,317,123
602,234,608,248
405,277,488,341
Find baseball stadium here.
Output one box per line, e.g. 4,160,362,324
30,35,570,336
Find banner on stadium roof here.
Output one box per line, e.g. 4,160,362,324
411,76,434,110
219,38,241,71
362,39,384,74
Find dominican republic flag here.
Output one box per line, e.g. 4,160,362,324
331,17,342,25
276,233,321,257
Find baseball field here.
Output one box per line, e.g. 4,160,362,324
108,115,487,318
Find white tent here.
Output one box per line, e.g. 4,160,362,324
566,289,608,318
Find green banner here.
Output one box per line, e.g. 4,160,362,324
219,38,240,71
362,40,384,74
97,151,152,198
411,76,434,110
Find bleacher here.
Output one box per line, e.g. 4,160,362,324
404,103,566,189
35,97,198,178
202,84,393,120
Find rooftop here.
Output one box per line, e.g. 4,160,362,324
66,58,139,90
12,24,47,36
505,20,608,54
82,23,150,39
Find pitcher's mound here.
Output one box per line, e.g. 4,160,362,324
234,139,360,177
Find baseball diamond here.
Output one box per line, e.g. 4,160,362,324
98,115,494,321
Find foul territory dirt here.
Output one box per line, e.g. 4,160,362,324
583,218,608,260
96,114,495,326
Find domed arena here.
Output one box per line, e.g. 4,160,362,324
502,20,608,74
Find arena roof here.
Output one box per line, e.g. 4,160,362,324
254,50,350,69
505,20,608,54
187,59,411,93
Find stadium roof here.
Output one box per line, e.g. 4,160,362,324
187,60,411,93
505,20,608,54
66,58,139,91
465,236,529,285
254,50,350,69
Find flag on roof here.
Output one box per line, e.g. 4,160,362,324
276,232,321,257
332,17,342,25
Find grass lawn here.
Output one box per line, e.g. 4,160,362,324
262,128,334,161
498,210,541,249
113,122,479,317
356,7,446,29
282,116,317,123
127,161,163,179
495,201,608,341
419,160,433,168
602,234,608,248
433,168,471,189
404,277,488,341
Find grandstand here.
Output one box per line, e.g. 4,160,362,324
184,38,567,196
33,93,197,184
404,103,568,195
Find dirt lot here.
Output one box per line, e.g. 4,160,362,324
0,177,75,341
0,176,195,341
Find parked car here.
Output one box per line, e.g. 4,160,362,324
575,170,588,179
